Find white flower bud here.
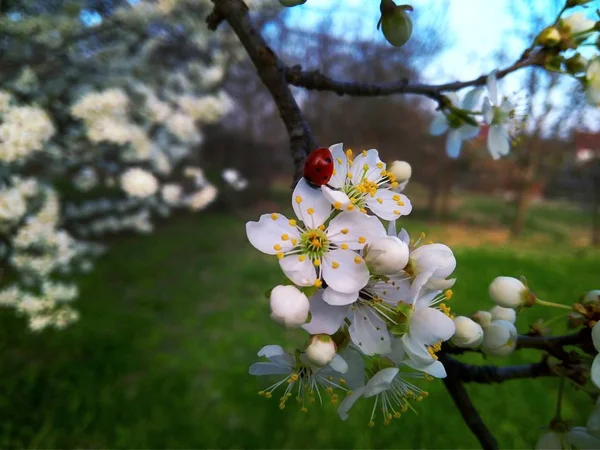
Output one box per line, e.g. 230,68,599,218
583,290,600,304
563,12,595,35
489,305,516,324
269,285,309,328
488,276,528,308
471,310,492,328
389,161,412,182
451,316,484,348
305,334,336,366
481,320,518,356
536,26,561,47
364,236,409,276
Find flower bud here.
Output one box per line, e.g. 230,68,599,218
489,305,516,324
379,1,413,47
305,334,336,366
388,161,412,182
566,0,593,7
364,236,409,276
451,316,484,348
563,13,595,35
269,285,310,328
583,290,600,304
471,310,492,328
279,0,307,6
565,53,588,74
536,26,561,47
488,276,528,308
481,320,518,356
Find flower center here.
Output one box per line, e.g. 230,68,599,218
300,228,329,259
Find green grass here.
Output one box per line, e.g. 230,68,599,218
0,212,598,449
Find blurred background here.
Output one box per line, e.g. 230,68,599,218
1,0,600,448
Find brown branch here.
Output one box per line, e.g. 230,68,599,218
207,0,316,183
439,353,499,450
285,49,547,104
517,329,589,352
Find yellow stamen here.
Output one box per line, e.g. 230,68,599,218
276,252,284,259
391,182,398,189
289,219,296,227
313,259,321,267
358,236,366,244
333,201,342,210
281,234,289,241
273,244,282,251
291,239,297,246
332,169,337,175
346,204,355,211
376,198,383,204
354,256,362,264
362,150,367,157
314,279,322,288
445,290,453,300
298,255,306,262
341,228,349,234
392,194,400,201
341,243,349,250
271,213,278,220
332,261,339,269
318,224,325,231
295,196,302,204
336,157,343,165
376,162,383,169
393,210,401,215
347,172,353,179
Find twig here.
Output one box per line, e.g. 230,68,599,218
207,0,316,183
285,50,546,104
440,353,499,450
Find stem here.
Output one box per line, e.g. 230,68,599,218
553,3,568,26
554,376,565,421
535,299,573,310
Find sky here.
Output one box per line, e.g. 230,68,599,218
283,0,600,132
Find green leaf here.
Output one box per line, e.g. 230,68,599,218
279,0,307,6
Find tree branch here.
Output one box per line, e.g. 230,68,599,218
285,49,546,103
207,0,316,183
439,353,499,450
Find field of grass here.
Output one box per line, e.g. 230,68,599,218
0,196,599,448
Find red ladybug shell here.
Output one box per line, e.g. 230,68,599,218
304,147,334,187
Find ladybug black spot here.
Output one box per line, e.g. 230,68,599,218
325,157,332,163
315,167,321,172
322,176,328,180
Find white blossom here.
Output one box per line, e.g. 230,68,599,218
186,184,218,211
483,72,517,159
481,320,517,356
306,335,337,366
319,143,412,221
269,284,310,328
120,168,158,198
451,316,484,348
489,276,528,308
222,168,248,191
364,235,409,276
489,305,516,323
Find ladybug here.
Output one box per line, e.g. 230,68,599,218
304,147,334,188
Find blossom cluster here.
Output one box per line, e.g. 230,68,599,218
0,177,101,331
246,143,461,424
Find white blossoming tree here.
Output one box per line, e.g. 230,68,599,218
0,0,249,330
207,0,600,448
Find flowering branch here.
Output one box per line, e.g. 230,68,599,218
284,49,546,104
207,0,316,183
440,353,499,450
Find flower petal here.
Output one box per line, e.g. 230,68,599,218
322,249,370,294
322,286,359,306
246,213,299,255
411,243,456,278
487,71,498,106
401,334,435,366
592,354,600,390
364,367,399,398
340,348,366,389
327,211,386,250
459,124,480,140
350,149,384,183
483,98,493,124
329,354,348,374
462,87,484,110
429,114,448,136
329,143,348,189
568,427,600,450
257,344,285,358
302,290,347,334
386,338,406,364
387,220,397,237
366,190,412,221
321,185,351,209
592,322,600,352
446,130,463,159
349,304,391,356
249,362,291,376
292,178,332,228
338,386,365,420
487,124,509,159
398,228,410,245
279,254,317,287
409,307,455,345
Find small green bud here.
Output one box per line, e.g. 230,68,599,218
279,0,307,6
566,0,593,7
536,26,561,47
565,53,588,74
378,1,413,47
544,54,564,72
